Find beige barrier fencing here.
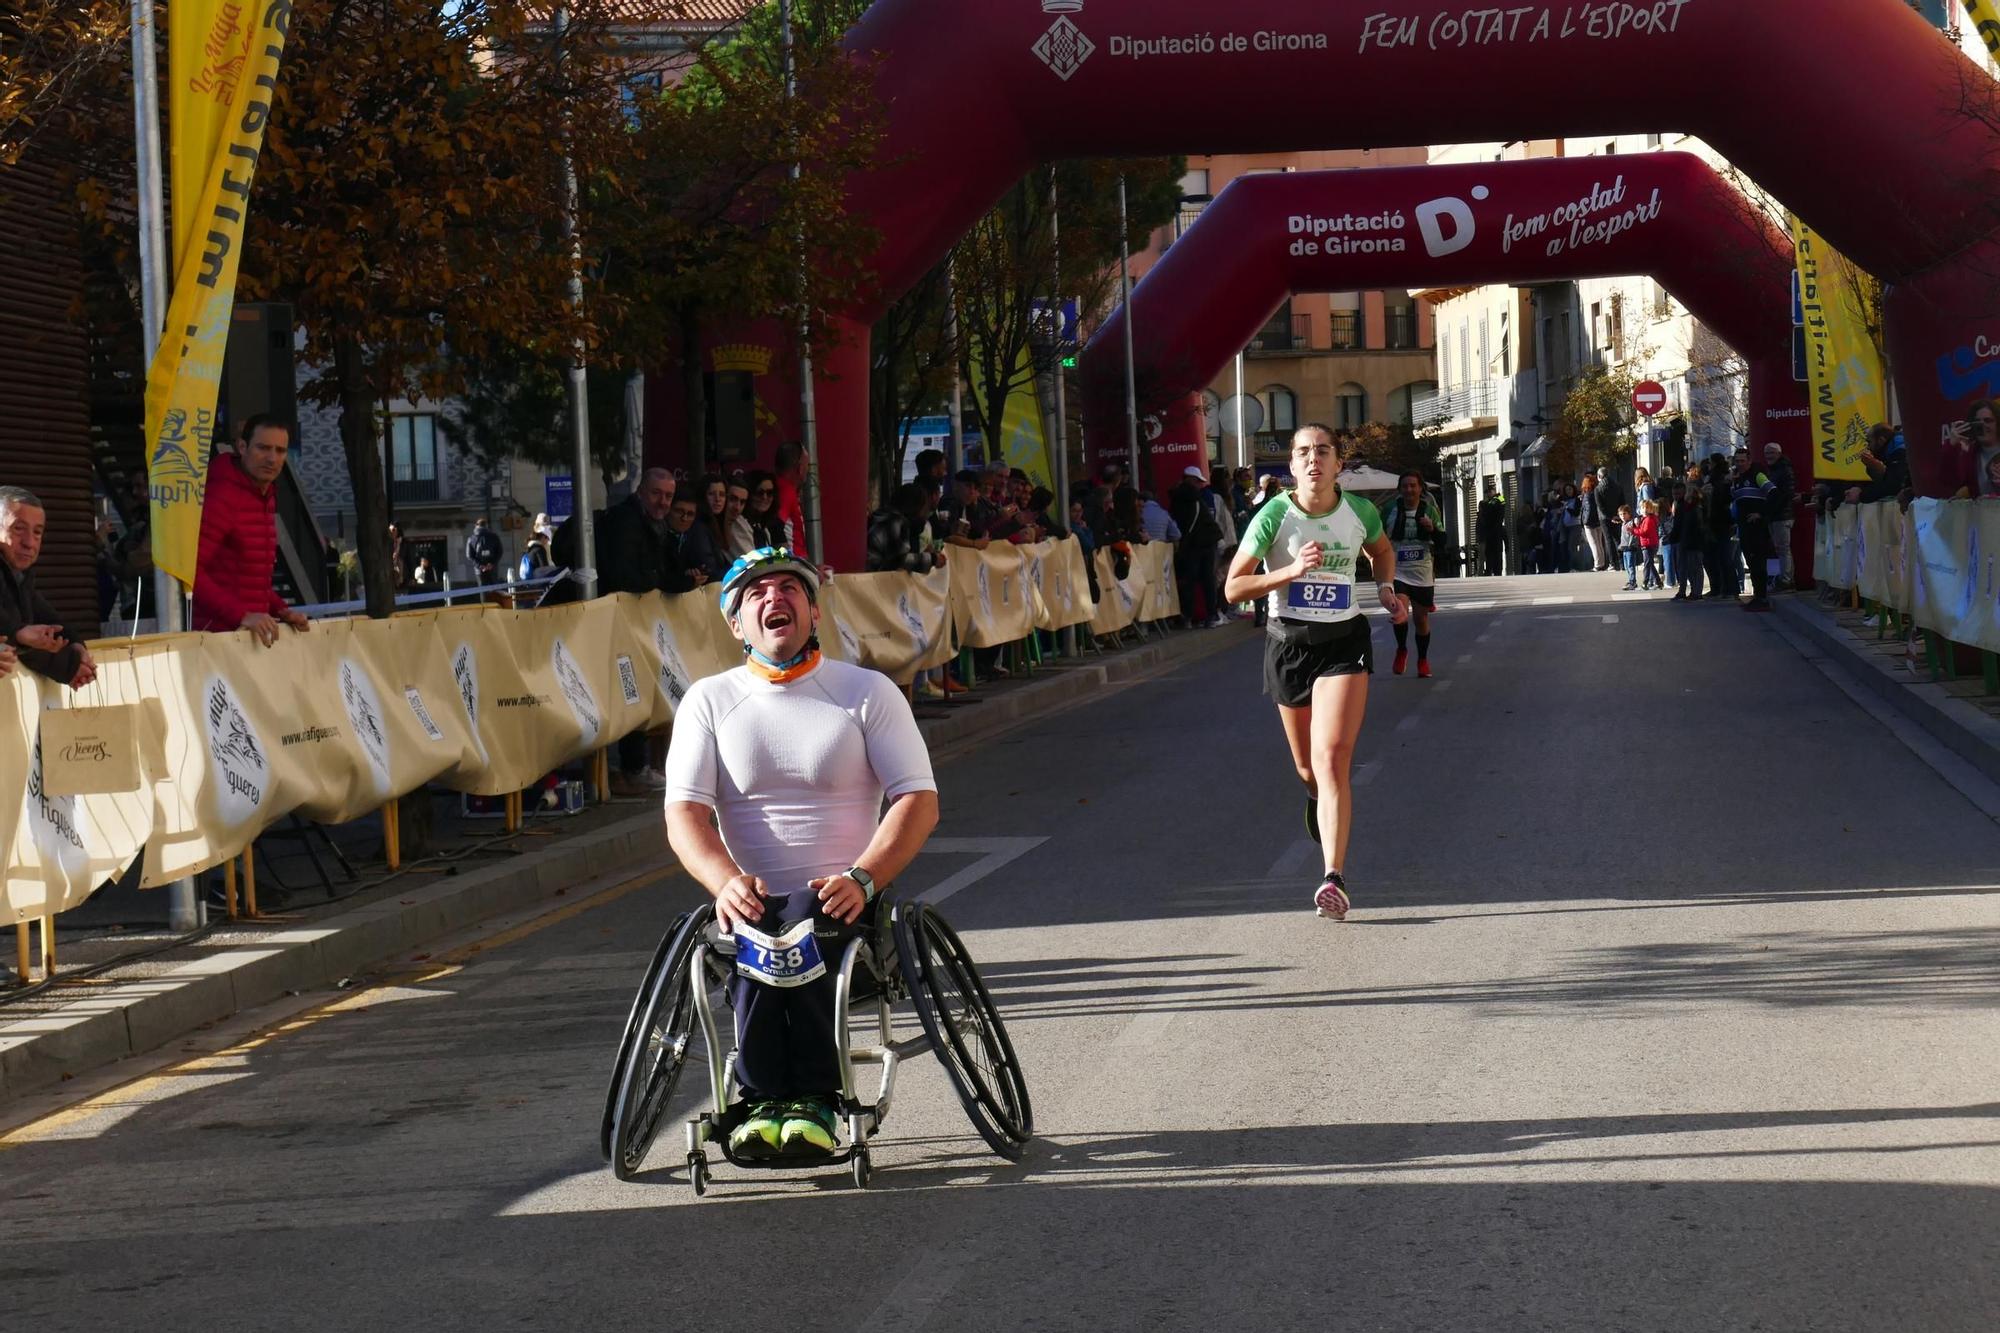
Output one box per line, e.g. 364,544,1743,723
1812,498,2000,681
1088,541,1181,636
0,540,1109,942
819,566,955,684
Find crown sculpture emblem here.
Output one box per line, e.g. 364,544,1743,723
710,343,773,376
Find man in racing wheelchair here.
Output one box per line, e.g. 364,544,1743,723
663,546,940,1159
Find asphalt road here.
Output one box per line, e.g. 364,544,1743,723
5,573,1998,1332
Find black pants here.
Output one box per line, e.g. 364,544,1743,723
1481,540,1503,576
1176,542,1217,621
1739,521,1773,601
729,888,851,1102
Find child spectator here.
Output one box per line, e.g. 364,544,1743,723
1635,499,1663,590
1617,503,1642,590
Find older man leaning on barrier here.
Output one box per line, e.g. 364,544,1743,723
0,485,95,690
191,415,311,647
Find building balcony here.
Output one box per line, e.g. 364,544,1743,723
1385,308,1419,349
1248,313,1315,354
390,476,444,506
1327,312,1362,349
1411,380,1503,434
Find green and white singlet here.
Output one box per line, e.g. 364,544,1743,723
1241,489,1385,623
1378,499,1443,588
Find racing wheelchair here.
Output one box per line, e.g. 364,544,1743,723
601,894,1031,1192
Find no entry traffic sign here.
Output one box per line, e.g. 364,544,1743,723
1632,380,1668,417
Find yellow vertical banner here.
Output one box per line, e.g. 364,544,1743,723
967,346,1054,484
1963,0,2000,58
145,0,291,589
1789,215,1886,483
169,0,257,269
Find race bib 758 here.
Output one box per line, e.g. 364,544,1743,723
731,919,827,989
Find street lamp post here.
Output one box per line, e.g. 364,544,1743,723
1117,174,1141,487
780,0,823,560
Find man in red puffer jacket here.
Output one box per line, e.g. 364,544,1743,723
191,415,311,646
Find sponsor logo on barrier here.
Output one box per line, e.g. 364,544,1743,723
550,638,601,742
452,644,479,726
652,621,691,705
897,591,929,648
836,619,862,661
26,731,86,863
405,688,445,743
616,655,641,708
280,725,339,747
1032,14,1095,80
204,675,268,824
339,659,392,795
978,563,995,622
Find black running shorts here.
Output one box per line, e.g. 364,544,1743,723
1394,580,1435,611
1263,615,1372,707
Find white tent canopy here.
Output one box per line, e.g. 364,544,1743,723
1337,465,1404,493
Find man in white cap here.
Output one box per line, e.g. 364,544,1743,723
1170,463,1227,624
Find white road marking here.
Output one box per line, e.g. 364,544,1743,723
1352,761,1380,787
1532,595,1575,606
1395,714,1421,733
910,836,1050,905
1432,679,1454,693
1266,838,1319,878
867,1261,969,1330
1443,599,1496,610
1457,654,1473,664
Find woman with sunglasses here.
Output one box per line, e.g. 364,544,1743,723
744,470,785,549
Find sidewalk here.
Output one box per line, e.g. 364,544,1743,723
1773,591,2000,793
0,621,1252,1104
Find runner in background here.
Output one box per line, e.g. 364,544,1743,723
1225,425,1410,922
1378,472,1443,679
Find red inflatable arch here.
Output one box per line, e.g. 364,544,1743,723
696,0,2000,566
1077,153,1804,505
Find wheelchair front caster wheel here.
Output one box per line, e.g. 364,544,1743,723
688,1154,709,1197
851,1148,872,1190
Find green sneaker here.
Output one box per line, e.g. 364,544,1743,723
728,1101,784,1158
778,1096,840,1156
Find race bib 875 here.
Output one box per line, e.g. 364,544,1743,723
731,919,827,989
1286,579,1352,613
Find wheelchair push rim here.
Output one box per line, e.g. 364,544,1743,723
896,902,1033,1159
608,904,714,1180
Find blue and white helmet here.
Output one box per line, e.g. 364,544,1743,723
717,546,821,622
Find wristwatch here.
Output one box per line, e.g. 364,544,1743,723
1377,582,1397,597
845,866,877,904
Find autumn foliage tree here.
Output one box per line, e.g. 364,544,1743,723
0,0,128,166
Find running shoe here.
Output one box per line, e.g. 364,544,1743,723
1304,793,1321,845
779,1096,840,1156
729,1101,784,1158
1392,647,1408,675
1417,659,1433,679
1313,871,1350,922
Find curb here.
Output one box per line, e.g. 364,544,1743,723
0,625,1244,1107
0,813,664,1105
1772,596,2000,789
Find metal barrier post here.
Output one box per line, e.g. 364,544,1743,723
223,858,239,919
13,922,28,984
39,916,55,978
383,799,402,871
242,845,260,918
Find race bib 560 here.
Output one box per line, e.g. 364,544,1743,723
1395,543,1428,565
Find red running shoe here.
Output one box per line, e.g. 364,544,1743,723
1392,647,1408,675
1417,659,1433,679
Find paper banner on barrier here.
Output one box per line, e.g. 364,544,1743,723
1090,546,1143,636
820,567,954,683
430,600,644,797
3,674,155,924
1136,543,1181,622
1026,537,1093,633
950,543,1037,648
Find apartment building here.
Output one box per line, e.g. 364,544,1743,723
1131,149,1439,472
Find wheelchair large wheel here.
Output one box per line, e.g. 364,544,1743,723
607,904,713,1180
601,914,690,1161
896,902,1032,1159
